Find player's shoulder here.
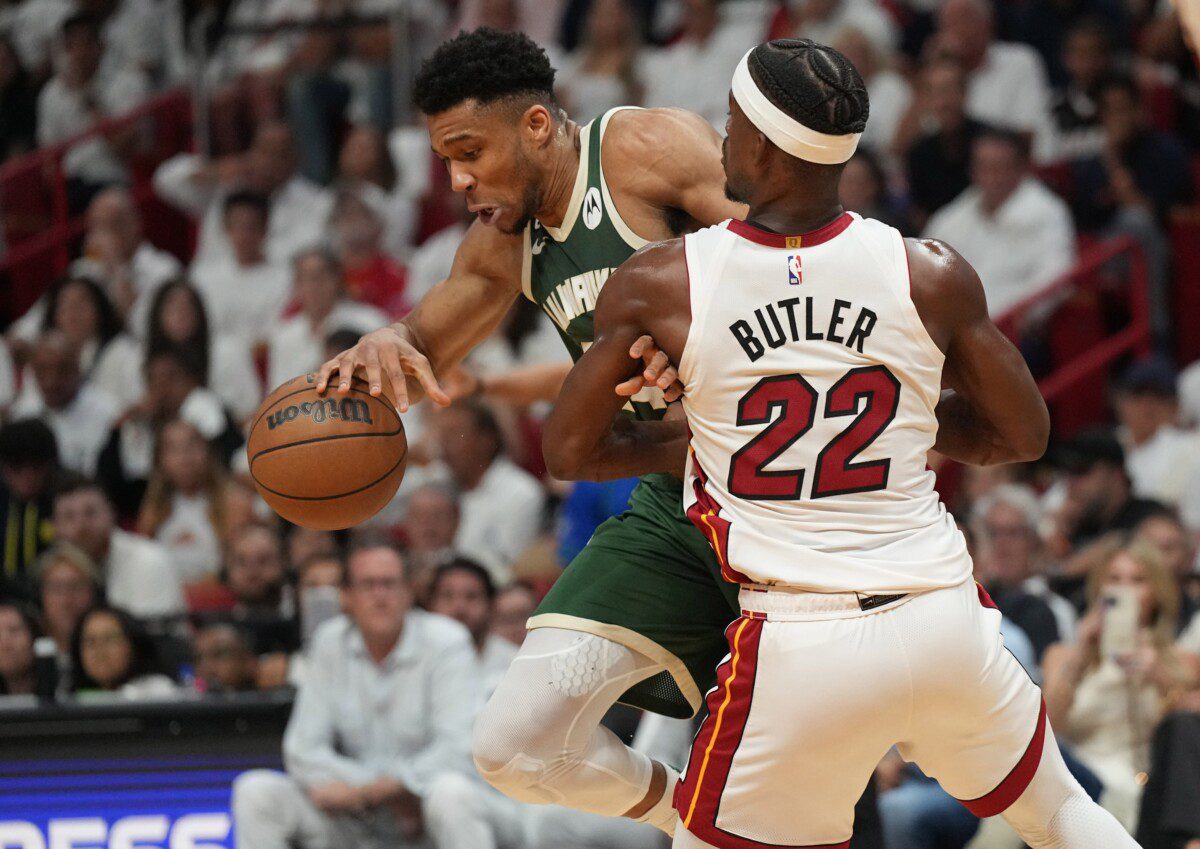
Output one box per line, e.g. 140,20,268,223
595,237,688,314
904,237,989,326
602,107,720,167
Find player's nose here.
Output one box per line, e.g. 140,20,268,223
450,164,476,192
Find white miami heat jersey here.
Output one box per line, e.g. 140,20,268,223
678,212,971,594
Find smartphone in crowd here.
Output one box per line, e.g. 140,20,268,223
1100,586,1140,660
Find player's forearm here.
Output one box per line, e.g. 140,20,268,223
933,390,1047,466
547,418,688,482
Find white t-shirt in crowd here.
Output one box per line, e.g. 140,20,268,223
454,456,546,585
793,0,899,54
266,300,387,389
406,222,467,305
862,69,911,157
641,24,758,129
153,154,331,271
37,67,150,184
126,244,185,337
101,529,187,619
191,257,292,349
479,633,518,699
966,42,1055,162
8,0,72,71
923,176,1076,316
10,382,119,476
1120,425,1200,529
154,492,222,584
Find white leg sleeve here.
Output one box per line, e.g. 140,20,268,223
472,627,664,818
1001,726,1141,849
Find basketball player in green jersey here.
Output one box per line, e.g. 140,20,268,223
318,28,744,833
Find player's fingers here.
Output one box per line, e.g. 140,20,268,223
656,364,679,391
378,347,410,413
315,359,338,394
629,335,651,360
403,350,451,408
614,374,646,397
643,350,669,382
335,355,357,394
664,379,684,403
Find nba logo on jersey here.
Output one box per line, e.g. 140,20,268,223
787,254,802,285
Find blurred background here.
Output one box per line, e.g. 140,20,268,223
0,0,1199,847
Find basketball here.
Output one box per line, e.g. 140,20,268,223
246,373,407,530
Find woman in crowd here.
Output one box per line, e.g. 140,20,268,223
138,418,253,584
144,280,260,422
334,124,416,257
37,274,140,406
0,601,56,699
69,606,177,700
1044,542,1198,830
556,0,644,121
34,544,100,680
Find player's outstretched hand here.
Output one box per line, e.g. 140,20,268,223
617,335,684,402
315,326,452,413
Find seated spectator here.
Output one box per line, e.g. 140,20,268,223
426,558,517,696
190,191,291,350
437,401,546,583
1051,429,1167,606
0,601,56,699
1071,73,1193,230
194,621,261,694
10,332,118,476
831,27,909,161
153,120,328,276
398,482,460,592
923,130,1076,316
6,0,74,81
266,246,386,389
34,544,100,680
929,0,1054,160
69,605,177,699
330,189,410,318
96,343,241,520
286,526,339,577
1133,511,1199,633
221,525,298,654
492,582,537,648
0,419,59,593
1049,18,1113,161
902,58,992,229
972,484,1073,661
259,549,348,690
0,37,37,163
556,0,645,121
640,0,759,129
32,274,140,407
52,476,185,620
334,124,417,257
138,418,254,585
231,542,478,849
838,149,913,235
142,279,261,423
1112,358,1200,527
78,189,183,337
36,13,149,211
1044,543,1198,829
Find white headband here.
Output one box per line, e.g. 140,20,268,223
730,49,862,165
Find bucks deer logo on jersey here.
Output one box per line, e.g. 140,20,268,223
787,255,803,286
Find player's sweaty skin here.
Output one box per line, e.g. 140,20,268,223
314,105,745,423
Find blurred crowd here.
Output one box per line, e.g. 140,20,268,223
2,0,1200,847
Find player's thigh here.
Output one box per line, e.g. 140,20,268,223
676,615,906,848
900,582,1045,817
531,502,739,718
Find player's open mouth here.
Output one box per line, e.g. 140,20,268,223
471,205,501,225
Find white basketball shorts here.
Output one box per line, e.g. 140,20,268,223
673,579,1047,848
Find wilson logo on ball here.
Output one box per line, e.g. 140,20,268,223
266,398,374,430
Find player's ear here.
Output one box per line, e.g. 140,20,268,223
523,103,554,148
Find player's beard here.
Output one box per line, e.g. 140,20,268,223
501,149,545,235
724,178,748,203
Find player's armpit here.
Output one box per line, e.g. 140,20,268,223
907,238,1049,466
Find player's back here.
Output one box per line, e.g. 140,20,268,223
678,212,971,594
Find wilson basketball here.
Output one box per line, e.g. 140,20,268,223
246,373,407,530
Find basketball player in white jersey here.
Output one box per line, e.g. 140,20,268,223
543,38,1141,849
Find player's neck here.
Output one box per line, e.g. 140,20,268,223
536,121,582,230
744,199,846,237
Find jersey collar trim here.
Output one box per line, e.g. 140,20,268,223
726,211,853,249
541,120,592,242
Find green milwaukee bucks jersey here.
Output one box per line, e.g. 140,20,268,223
522,107,668,422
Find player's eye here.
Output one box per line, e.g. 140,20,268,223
464,149,481,160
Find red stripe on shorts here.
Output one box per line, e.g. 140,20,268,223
687,459,753,584
958,699,1049,818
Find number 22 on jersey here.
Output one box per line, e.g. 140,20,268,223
728,365,901,501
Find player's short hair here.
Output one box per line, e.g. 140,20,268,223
414,27,558,117
747,39,869,137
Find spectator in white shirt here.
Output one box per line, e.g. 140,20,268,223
191,190,291,349
830,26,909,164
426,558,518,697
923,130,1076,317
437,401,546,584
10,332,118,476
556,0,646,122
153,120,329,274
787,0,898,56
267,246,387,389
36,13,149,211
231,541,479,849
1112,358,1200,529
52,477,185,620
930,0,1055,161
